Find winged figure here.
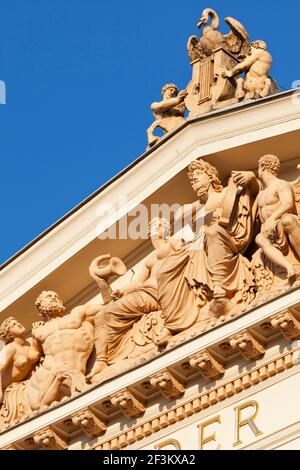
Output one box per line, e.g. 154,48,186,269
187,8,250,63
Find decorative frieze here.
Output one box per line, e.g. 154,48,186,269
93,350,297,451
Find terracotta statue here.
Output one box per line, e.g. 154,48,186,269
0,292,97,427
147,84,187,148
166,160,258,321
0,317,41,405
187,8,250,63
223,40,273,100
254,155,300,284
89,218,183,380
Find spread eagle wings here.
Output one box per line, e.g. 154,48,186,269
187,35,206,62
223,17,250,58
290,164,300,218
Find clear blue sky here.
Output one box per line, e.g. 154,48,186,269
1,0,299,265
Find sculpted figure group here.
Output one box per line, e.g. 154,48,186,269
2,154,300,429
147,7,278,146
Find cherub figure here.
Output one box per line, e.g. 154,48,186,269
223,40,273,100
147,84,187,148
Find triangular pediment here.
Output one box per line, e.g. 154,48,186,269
2,4,300,450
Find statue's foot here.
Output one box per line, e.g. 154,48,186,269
259,90,269,98
245,92,255,100
287,265,296,282
86,361,108,383
287,266,300,285
148,136,159,148
154,328,173,348
236,90,246,100
209,297,234,319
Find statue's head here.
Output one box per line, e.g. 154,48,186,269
251,40,267,51
35,291,65,320
258,155,281,179
188,159,223,203
0,316,26,344
148,217,171,241
161,83,178,99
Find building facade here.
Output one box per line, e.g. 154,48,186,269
1,8,300,451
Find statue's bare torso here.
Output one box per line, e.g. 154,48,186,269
257,179,295,224
33,309,94,374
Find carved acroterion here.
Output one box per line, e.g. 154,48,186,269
186,8,278,117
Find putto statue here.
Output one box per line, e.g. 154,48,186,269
223,40,273,100
147,84,187,148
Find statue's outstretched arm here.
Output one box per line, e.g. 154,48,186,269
230,55,257,76
151,92,187,113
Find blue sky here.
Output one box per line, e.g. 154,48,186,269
1,0,299,265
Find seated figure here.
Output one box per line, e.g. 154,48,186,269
253,155,300,289
224,40,273,100
89,217,183,382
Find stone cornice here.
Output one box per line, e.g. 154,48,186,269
93,350,297,451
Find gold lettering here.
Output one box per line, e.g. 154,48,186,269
233,401,263,447
199,416,221,450
155,439,182,450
